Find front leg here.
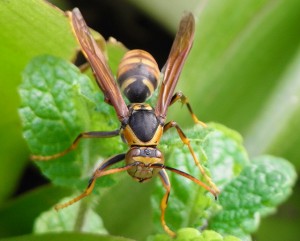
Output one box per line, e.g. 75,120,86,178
158,169,175,237
31,129,120,161
55,153,127,210
164,121,219,195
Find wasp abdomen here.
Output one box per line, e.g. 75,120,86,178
117,49,160,103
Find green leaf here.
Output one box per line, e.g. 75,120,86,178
210,156,297,239
200,123,250,187
244,45,300,170
0,0,77,201
19,55,124,190
0,233,134,241
147,228,242,241
34,197,107,234
152,124,249,233
151,124,297,239
0,185,72,238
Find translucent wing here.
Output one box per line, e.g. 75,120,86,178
69,8,128,122
155,13,195,119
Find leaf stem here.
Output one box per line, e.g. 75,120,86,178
73,199,89,231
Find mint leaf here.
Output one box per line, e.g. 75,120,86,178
19,55,124,190
34,197,107,234
151,122,296,240
210,156,297,239
152,124,249,233
147,228,242,241
200,123,250,187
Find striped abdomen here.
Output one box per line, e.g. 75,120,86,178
117,49,160,103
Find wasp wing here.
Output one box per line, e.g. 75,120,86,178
69,8,129,122
155,13,195,119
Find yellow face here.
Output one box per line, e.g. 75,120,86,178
125,147,164,182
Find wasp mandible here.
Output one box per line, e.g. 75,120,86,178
32,8,220,237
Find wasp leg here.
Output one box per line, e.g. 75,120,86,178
55,153,128,210
31,129,120,161
152,163,218,198
169,91,206,127
164,121,220,195
158,169,176,238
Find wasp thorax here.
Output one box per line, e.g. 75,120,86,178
125,146,164,182
117,49,160,103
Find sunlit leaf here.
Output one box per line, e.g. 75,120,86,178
210,156,297,240
19,55,125,190
147,228,242,241
152,124,249,232
34,197,107,234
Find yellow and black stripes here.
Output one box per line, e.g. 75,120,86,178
121,103,163,145
117,49,160,103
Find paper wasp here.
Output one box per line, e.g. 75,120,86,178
32,8,219,237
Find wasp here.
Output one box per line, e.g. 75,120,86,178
32,8,220,237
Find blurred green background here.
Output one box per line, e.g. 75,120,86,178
0,0,299,240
